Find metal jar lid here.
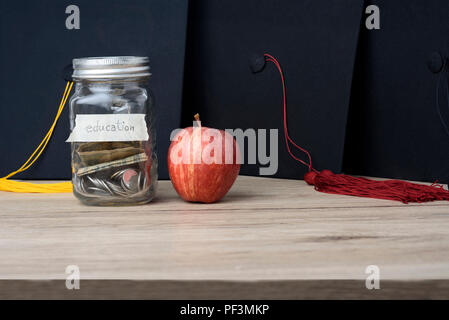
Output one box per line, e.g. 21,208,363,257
72,56,151,80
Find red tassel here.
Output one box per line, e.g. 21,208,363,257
304,170,449,204
265,53,449,203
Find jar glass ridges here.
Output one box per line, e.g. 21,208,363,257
68,56,157,205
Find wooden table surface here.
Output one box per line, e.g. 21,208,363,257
1,176,449,299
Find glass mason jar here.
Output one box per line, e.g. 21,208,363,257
67,56,157,205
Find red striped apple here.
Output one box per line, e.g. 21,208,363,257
168,114,241,203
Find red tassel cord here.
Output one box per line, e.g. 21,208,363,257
264,53,449,203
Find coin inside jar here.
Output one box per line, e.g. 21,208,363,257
122,169,139,190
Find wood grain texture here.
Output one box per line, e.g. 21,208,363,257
0,176,448,298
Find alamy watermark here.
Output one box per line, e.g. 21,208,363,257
365,5,380,30
365,265,380,290
65,265,80,290
64,4,379,31
170,121,278,175
65,5,80,30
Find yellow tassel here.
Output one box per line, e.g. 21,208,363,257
0,82,74,193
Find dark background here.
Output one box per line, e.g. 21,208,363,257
1,0,448,182
343,0,449,182
0,0,188,180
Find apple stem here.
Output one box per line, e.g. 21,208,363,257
194,113,201,127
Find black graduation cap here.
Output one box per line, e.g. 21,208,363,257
182,0,364,179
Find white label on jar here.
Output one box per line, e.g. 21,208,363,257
66,114,149,142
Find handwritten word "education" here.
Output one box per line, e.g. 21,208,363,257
85,120,135,133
